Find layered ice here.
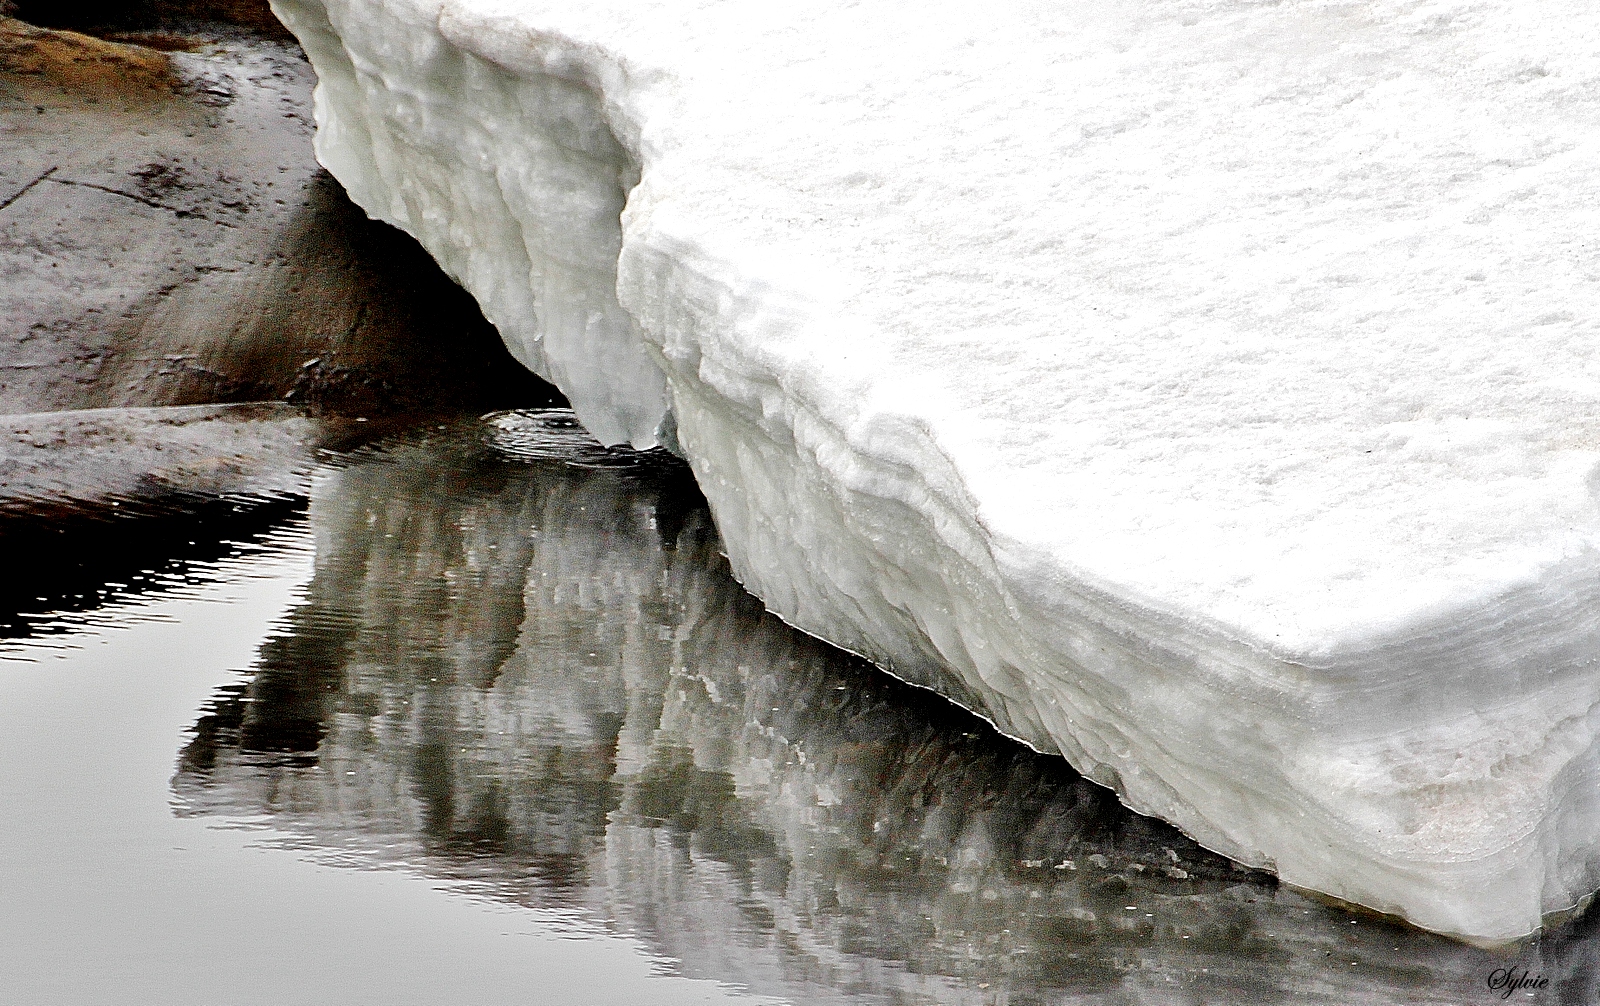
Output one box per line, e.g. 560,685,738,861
268,0,1600,940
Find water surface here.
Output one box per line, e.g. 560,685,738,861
2,411,1592,1005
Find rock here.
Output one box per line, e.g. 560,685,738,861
0,14,555,417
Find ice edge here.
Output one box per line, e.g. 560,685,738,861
270,0,1600,941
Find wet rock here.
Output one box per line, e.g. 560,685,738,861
0,15,557,418
0,402,316,507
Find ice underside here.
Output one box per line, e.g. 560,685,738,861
269,0,1600,940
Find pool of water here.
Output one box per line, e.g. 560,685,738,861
1,410,1589,1005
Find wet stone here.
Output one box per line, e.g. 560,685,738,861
0,12,558,418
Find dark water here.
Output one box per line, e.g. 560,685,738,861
2,410,1593,1005
0,492,305,640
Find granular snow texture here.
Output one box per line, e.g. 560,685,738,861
269,0,1600,939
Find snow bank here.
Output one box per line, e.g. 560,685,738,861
268,0,1600,940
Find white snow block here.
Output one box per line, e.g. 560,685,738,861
268,0,1600,940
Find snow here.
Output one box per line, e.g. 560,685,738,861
268,0,1600,940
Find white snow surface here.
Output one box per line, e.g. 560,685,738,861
270,0,1600,940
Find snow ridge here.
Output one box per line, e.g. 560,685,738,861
270,0,1600,940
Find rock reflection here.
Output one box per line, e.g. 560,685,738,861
173,411,1597,1005
0,491,304,642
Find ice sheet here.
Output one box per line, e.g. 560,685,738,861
269,0,1600,939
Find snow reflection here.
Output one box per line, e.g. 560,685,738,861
170,411,1589,1005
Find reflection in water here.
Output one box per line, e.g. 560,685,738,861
0,493,305,643
172,411,1599,1005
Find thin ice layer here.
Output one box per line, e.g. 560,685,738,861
269,0,1600,939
